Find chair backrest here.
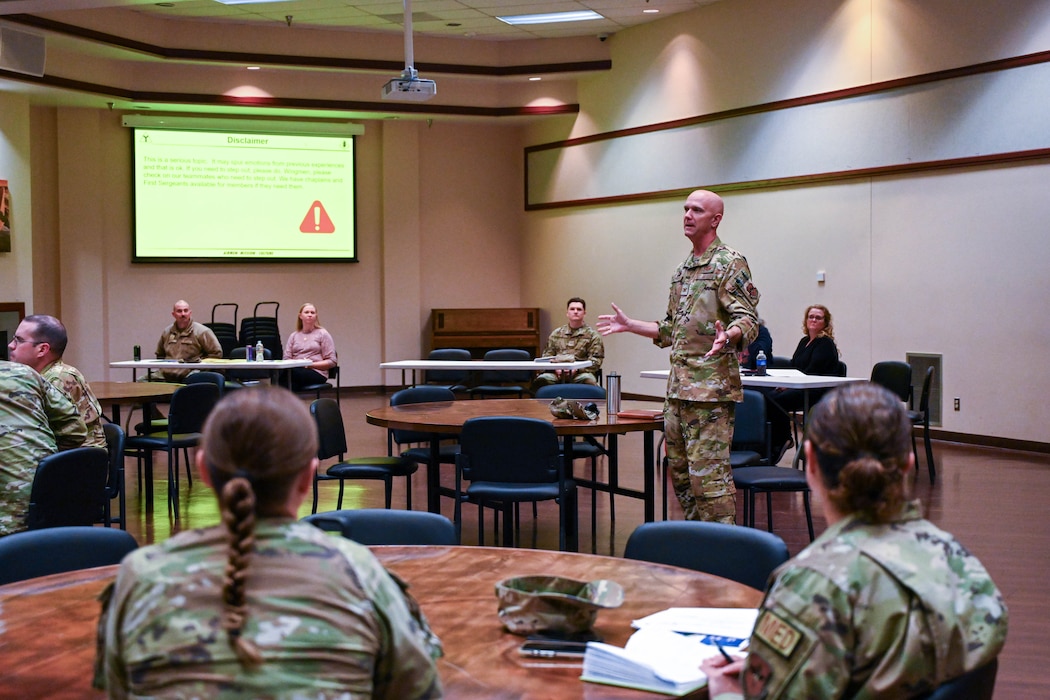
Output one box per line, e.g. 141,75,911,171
534,384,606,400
229,345,273,361
102,422,125,501
918,365,935,414
310,398,347,461
836,360,848,377
425,348,472,384
167,382,221,435
732,389,768,459
870,360,912,403
389,386,457,446
769,355,793,369
185,370,226,396
478,348,533,383
303,509,458,545
624,521,789,591
456,416,561,484
0,526,139,585
923,658,998,700
27,447,111,530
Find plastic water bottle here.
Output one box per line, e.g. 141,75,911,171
255,340,265,362
245,344,254,362
755,350,767,376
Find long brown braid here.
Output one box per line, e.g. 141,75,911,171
200,386,318,668
806,382,911,524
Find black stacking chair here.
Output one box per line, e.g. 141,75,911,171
101,422,127,529
625,521,789,591
27,447,110,530
0,526,138,585
422,348,472,394
303,509,457,545
909,365,937,483
454,416,576,550
467,348,533,398
310,398,418,513
871,360,913,404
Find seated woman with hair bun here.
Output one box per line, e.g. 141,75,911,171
103,386,442,699
702,382,1008,700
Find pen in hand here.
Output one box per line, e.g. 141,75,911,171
716,643,735,664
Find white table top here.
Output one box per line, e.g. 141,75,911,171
641,367,865,389
111,358,313,370
381,359,593,371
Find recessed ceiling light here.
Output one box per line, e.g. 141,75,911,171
497,10,603,26
643,9,660,13
529,77,541,81
246,66,261,70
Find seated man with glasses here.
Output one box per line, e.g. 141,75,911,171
8,314,107,449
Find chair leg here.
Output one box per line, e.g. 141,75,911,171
167,448,180,519
336,479,345,510
404,473,413,511
383,476,393,509
765,491,774,532
924,424,936,484
803,490,815,541
311,476,320,514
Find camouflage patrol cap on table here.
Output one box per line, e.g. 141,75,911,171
495,575,624,635
548,397,600,421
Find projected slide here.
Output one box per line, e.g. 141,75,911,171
132,128,357,262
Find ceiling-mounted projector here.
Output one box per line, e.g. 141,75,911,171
382,72,437,102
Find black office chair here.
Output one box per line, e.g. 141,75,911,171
624,521,789,592
0,526,139,586
101,422,127,529
909,365,937,483
226,345,273,388
388,386,460,485
303,509,457,545
467,348,533,398
922,658,998,700
455,416,577,550
422,348,472,394
27,447,110,530
125,382,220,519
298,365,340,402
730,389,770,468
310,398,418,513
732,464,815,541
871,360,912,404
534,383,610,547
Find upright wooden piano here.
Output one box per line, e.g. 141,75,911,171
429,308,541,358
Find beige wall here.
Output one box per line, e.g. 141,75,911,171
21,110,524,389
521,0,1050,443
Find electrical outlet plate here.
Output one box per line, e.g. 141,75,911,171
954,398,961,411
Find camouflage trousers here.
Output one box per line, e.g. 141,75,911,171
663,398,736,523
532,371,599,390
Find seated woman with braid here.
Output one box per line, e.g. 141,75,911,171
701,383,1007,699
103,387,442,699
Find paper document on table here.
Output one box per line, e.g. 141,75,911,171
632,607,759,640
581,627,730,696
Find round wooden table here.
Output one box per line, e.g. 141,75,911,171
366,399,665,535
0,545,761,699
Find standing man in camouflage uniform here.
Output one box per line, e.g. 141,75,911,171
0,359,87,536
8,315,106,449
597,190,760,522
150,299,223,381
533,297,605,390
701,383,1008,699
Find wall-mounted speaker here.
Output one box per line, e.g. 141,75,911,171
0,26,46,78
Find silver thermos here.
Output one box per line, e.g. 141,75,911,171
606,372,621,415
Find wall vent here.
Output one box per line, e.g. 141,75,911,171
906,353,942,425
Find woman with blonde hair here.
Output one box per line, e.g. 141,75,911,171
702,382,1007,699
282,302,338,391
103,387,442,699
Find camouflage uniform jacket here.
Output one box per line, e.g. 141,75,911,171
104,519,443,700
154,321,223,381
0,361,87,536
655,238,760,403
723,501,1008,700
542,324,604,374
42,359,107,449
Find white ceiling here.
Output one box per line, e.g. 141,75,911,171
0,0,720,41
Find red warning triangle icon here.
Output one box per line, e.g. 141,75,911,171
299,201,335,234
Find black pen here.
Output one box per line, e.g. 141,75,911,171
715,643,735,664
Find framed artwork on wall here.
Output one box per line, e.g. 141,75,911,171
0,180,10,253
